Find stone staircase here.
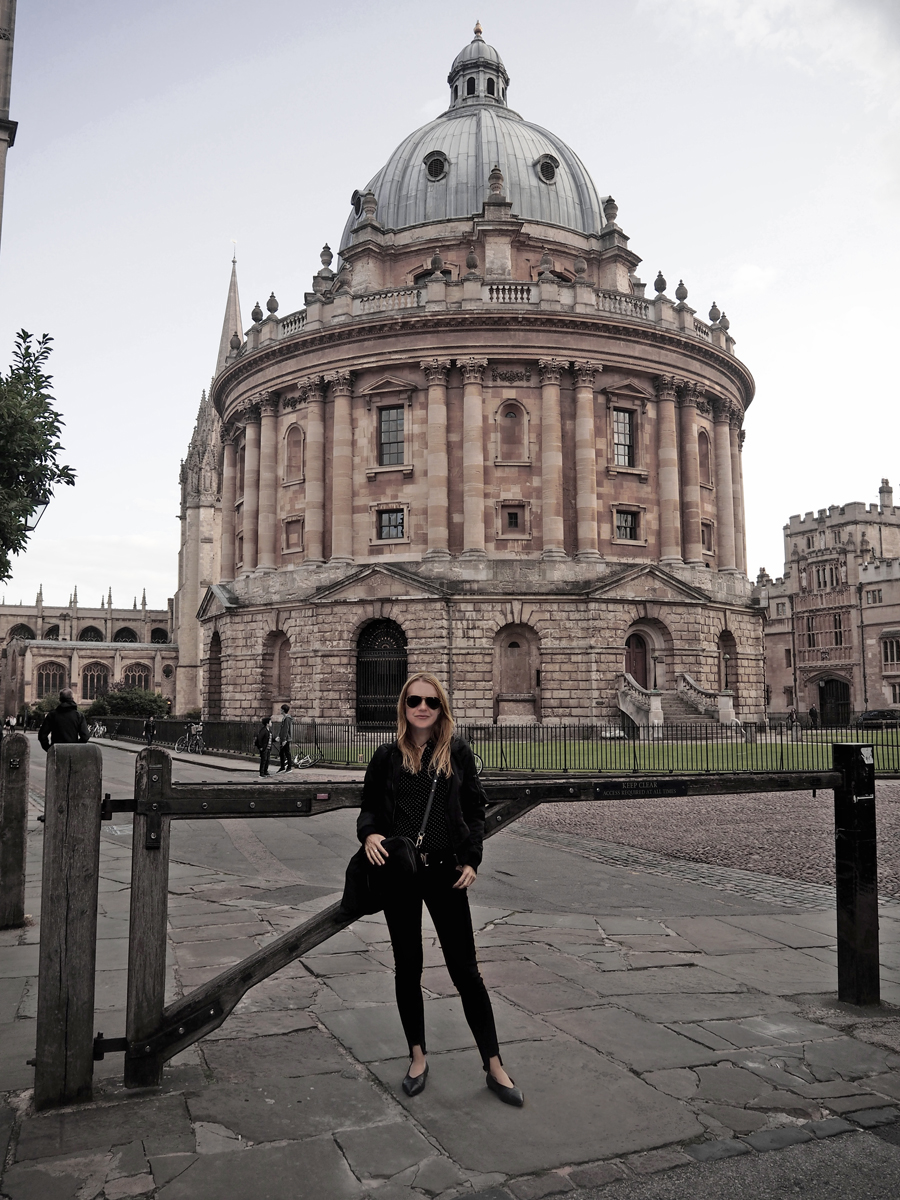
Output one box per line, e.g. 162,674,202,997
658,690,721,726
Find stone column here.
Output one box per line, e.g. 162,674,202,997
304,378,326,564
421,359,451,558
457,358,488,558
539,358,569,559
241,406,261,572
712,399,736,571
732,419,747,574
678,382,703,565
219,429,237,583
329,371,354,563
572,360,601,559
656,375,682,564
256,393,279,571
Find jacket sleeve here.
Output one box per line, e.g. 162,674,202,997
357,743,394,843
78,714,90,743
38,713,52,751
454,739,487,869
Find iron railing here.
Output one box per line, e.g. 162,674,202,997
97,718,900,776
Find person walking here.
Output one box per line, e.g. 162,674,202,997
143,715,157,746
359,671,524,1107
276,703,293,772
255,716,273,777
38,689,90,750
808,704,819,729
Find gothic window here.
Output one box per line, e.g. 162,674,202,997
776,602,786,616
806,616,817,648
698,430,712,486
82,662,110,700
113,627,138,643
833,613,843,647
893,684,900,704
378,406,404,466
284,426,304,482
150,628,169,644
37,661,66,699
123,663,151,690
6,624,34,641
78,627,103,642
613,409,635,467
43,625,60,640
883,639,900,666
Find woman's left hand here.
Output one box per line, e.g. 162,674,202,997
453,865,477,889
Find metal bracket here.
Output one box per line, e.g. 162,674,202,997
93,1033,129,1061
145,807,162,850
127,998,225,1060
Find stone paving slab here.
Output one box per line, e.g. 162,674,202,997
545,1006,722,1071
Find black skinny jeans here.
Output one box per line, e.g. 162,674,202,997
383,863,500,1070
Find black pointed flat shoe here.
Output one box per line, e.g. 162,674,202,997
486,1070,524,1107
402,1061,428,1096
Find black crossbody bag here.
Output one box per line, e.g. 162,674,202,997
379,773,439,875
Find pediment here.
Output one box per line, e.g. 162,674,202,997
311,565,446,604
602,379,654,401
360,375,415,396
197,584,240,621
588,565,711,605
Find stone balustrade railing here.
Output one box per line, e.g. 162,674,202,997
676,672,720,717
620,672,653,710
486,283,534,304
597,290,650,320
356,287,421,315
279,310,307,336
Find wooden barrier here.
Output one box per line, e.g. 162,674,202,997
0,731,29,929
34,744,103,1110
833,743,879,1005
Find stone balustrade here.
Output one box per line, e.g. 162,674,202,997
677,671,720,717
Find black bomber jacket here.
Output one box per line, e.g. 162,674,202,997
356,737,487,869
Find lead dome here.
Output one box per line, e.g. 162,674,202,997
340,27,606,243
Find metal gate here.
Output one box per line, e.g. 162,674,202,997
821,677,851,726
356,619,407,727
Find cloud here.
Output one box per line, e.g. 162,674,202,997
730,263,778,294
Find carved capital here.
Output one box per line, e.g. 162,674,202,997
738,429,746,450
538,358,568,386
258,391,279,417
327,370,354,397
572,359,602,388
420,358,451,386
239,403,261,425
219,425,237,446
711,396,731,423
655,374,678,403
677,379,702,408
456,357,488,384
730,404,745,431
301,375,326,404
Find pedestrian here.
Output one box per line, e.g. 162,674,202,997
358,671,524,1107
787,706,798,728
143,715,157,746
808,704,819,729
255,716,273,777
276,703,293,772
38,689,90,751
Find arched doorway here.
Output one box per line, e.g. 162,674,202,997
624,634,648,689
356,620,407,727
819,677,851,726
207,632,222,720
493,624,541,722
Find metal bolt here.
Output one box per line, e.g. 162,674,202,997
152,803,159,811
525,789,531,795
151,774,159,782
569,788,574,795
150,833,157,840
209,1008,215,1015
201,802,208,810
145,1045,151,1053
178,1026,185,1035
296,801,303,808
249,802,255,809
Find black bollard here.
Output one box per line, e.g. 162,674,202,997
833,743,879,1005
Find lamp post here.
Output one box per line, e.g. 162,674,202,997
722,653,731,692
651,653,660,691
23,496,50,532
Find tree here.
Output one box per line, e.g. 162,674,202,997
87,688,169,718
0,331,75,582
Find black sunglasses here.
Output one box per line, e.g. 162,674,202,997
405,694,441,710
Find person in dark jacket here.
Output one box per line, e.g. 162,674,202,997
255,716,273,776
38,689,90,750
276,703,293,772
359,671,523,1107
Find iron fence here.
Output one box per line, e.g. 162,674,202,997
96,718,900,776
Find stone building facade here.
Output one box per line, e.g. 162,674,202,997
755,480,900,724
1,588,176,717
175,26,765,726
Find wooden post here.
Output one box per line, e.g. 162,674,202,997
833,742,880,1005
125,747,172,1087
34,744,103,1110
0,731,29,928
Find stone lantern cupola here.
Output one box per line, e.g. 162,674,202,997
447,22,510,108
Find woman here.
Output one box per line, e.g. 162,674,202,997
358,672,523,1107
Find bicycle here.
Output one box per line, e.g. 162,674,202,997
175,723,205,754
472,751,484,776
291,741,324,768
89,721,107,738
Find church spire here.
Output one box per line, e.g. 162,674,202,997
215,252,243,377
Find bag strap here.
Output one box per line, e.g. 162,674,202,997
414,774,440,850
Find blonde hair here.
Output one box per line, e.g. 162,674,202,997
396,672,455,776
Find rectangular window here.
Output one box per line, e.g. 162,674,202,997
893,683,900,704
378,509,404,540
507,510,519,529
613,408,635,467
615,510,638,540
701,522,713,552
785,648,792,668
867,589,883,604
785,687,794,706
378,406,404,466
833,613,843,647
833,530,841,544
283,518,304,552
775,602,786,616
884,639,900,666
806,615,817,648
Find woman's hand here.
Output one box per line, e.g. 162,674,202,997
453,864,476,889
365,833,388,867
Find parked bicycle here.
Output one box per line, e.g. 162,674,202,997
89,721,107,739
290,738,324,768
175,722,204,754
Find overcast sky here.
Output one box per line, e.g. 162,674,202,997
1,0,898,609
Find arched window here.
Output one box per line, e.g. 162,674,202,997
7,624,34,641
497,402,528,461
123,662,151,690
698,430,712,487
78,627,104,642
150,628,169,644
356,620,407,727
265,631,292,703
207,632,222,720
43,624,60,640
453,84,458,101
113,627,138,643
466,76,476,96
284,426,304,482
37,661,66,699
82,662,110,700
486,77,495,96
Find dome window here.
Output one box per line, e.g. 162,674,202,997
351,189,363,216
535,154,560,184
486,77,495,96
453,84,458,101
423,151,449,182
466,76,476,96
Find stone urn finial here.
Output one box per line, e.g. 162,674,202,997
720,312,730,331
251,300,263,323
488,164,504,196
229,331,241,351
574,256,587,278
602,196,618,225
654,271,667,295
362,191,378,219
709,300,721,323
266,292,279,315
320,245,333,268
538,249,554,281
430,250,444,275
466,245,479,274
675,280,688,302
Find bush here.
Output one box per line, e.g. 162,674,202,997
183,707,201,721
32,695,60,714
86,697,110,717
97,688,168,717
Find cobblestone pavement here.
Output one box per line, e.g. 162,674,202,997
519,784,900,898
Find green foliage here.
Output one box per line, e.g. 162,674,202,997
32,695,61,714
183,707,201,720
101,688,168,717
86,697,110,716
0,331,76,582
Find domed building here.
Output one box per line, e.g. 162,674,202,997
175,25,763,728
